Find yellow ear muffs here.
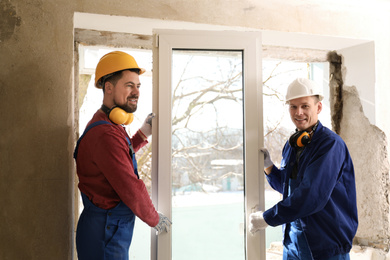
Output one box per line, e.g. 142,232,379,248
109,107,134,125
296,131,310,147
289,122,319,148
289,131,311,148
101,105,134,125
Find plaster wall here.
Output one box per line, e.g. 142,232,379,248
1,0,390,259
340,85,390,248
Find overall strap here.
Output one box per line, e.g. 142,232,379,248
125,136,139,179
73,121,112,159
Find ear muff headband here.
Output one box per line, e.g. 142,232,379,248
101,105,134,125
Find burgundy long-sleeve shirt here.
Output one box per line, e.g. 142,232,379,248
76,109,159,227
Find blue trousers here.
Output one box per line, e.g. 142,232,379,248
283,221,350,260
284,179,350,260
76,193,136,260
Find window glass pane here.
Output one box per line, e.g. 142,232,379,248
171,50,245,260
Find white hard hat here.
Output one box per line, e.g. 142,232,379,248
285,78,324,102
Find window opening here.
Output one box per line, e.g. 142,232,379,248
77,45,330,259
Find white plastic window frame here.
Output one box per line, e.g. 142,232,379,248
151,29,265,260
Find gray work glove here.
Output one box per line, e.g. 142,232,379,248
139,113,155,138
154,212,172,235
249,211,268,234
260,148,273,169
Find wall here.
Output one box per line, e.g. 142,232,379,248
0,0,76,259
328,49,390,249
1,0,389,259
340,84,390,248
339,42,376,125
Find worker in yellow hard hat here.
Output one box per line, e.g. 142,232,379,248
250,78,358,260
74,51,171,260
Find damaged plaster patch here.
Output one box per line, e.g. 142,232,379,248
328,50,390,249
327,51,344,135
340,85,390,250
0,0,21,42
75,29,153,49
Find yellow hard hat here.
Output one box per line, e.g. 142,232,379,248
94,51,146,88
285,78,323,102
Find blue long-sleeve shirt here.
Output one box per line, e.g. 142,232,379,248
263,121,358,259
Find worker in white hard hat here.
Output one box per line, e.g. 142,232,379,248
74,51,171,260
250,78,358,260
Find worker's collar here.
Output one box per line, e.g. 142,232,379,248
300,121,319,135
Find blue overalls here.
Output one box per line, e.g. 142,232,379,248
74,120,139,260
76,193,136,260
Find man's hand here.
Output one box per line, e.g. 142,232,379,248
249,211,268,234
139,113,155,138
154,212,172,235
260,148,273,169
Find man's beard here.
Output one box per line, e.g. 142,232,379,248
114,99,137,113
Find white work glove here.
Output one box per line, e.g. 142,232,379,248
249,211,268,234
139,113,155,138
154,212,172,235
260,148,273,169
